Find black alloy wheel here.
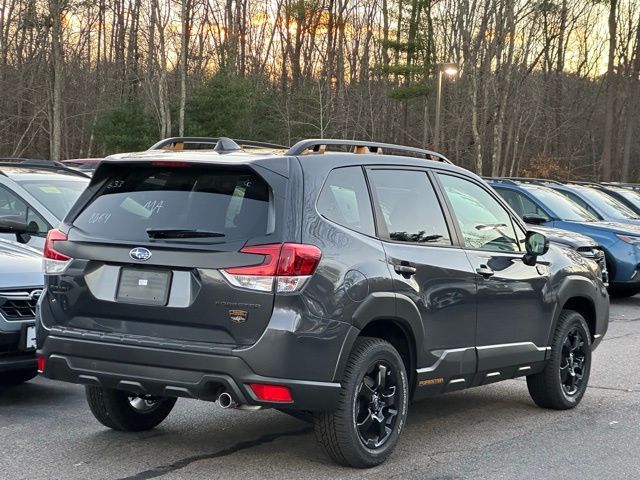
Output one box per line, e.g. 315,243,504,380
559,327,588,397
313,337,408,468
527,309,592,410
356,361,399,449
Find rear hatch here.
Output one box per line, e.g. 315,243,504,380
45,158,293,347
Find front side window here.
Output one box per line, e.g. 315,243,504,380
368,169,451,245
439,174,519,252
317,167,375,236
0,186,48,236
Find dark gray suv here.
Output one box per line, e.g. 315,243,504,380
36,138,609,467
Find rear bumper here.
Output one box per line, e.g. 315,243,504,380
38,335,341,411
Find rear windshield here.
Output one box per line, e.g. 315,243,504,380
73,164,271,243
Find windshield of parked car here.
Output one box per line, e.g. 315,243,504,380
527,187,598,222
574,187,640,220
16,178,89,220
610,188,640,210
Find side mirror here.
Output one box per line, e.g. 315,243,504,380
523,231,549,266
522,213,548,225
0,217,39,244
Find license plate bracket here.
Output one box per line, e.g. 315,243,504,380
116,268,172,306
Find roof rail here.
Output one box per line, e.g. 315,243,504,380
148,137,289,152
563,180,601,187
483,177,518,185
286,139,452,164
499,177,563,186
0,158,89,178
601,181,640,188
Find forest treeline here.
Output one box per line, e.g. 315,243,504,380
1,0,639,180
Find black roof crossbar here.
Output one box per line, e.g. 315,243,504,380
0,158,90,178
148,137,289,152
286,139,452,164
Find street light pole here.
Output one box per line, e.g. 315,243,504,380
434,69,443,150
433,63,459,151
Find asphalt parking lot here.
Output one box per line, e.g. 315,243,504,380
2,298,639,480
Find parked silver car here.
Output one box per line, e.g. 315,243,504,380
0,238,43,385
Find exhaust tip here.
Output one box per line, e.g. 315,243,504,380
218,392,236,409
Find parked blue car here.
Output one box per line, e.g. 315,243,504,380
547,181,640,225
488,178,640,297
593,183,640,216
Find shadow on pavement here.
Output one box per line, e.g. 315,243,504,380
0,378,81,407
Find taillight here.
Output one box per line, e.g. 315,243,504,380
221,243,321,293
43,228,72,275
248,383,293,403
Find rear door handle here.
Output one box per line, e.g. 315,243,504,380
476,265,494,278
394,263,417,276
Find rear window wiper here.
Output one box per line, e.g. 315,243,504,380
146,228,226,239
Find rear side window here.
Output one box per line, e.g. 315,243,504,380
368,169,451,245
317,167,375,236
73,165,271,242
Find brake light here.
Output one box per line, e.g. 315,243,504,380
277,244,323,276
43,228,72,275
151,161,191,167
221,243,321,293
248,383,293,403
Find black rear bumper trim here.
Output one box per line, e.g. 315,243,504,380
39,335,340,411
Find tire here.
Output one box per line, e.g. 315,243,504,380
0,367,38,385
85,386,177,432
313,337,409,468
527,310,592,410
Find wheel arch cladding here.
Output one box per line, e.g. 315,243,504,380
562,296,596,340
334,320,418,386
544,276,600,346
343,296,418,391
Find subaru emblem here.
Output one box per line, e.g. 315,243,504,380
29,289,43,301
129,247,152,262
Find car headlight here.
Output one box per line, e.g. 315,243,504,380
617,234,640,246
